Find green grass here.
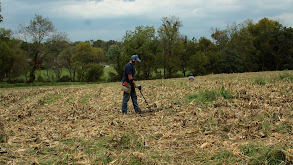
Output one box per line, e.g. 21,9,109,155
43,94,63,105
0,133,6,143
254,77,266,85
1,66,192,88
80,94,91,104
186,87,233,104
279,71,293,82
187,89,219,104
209,149,240,164
240,143,287,165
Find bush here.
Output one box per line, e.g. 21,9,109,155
7,78,25,84
107,71,121,82
58,75,71,82
36,75,46,83
85,64,104,82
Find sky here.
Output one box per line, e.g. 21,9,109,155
1,0,293,42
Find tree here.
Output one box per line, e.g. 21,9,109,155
158,16,183,78
43,32,70,81
107,44,121,64
230,20,258,72
188,52,209,75
73,42,103,81
59,46,77,81
19,14,56,82
106,45,123,81
0,2,3,23
9,40,29,82
198,37,214,55
211,28,228,51
123,25,157,79
0,28,28,82
248,18,281,71
270,26,293,70
0,41,12,81
85,64,104,82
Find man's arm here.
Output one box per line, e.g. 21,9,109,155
128,74,136,86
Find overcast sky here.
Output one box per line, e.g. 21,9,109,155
1,0,293,42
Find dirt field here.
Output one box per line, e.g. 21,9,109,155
1,71,293,164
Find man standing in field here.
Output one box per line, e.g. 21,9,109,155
121,55,142,114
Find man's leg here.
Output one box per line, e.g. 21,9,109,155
130,89,140,113
122,92,130,113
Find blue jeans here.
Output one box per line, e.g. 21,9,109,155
122,88,139,113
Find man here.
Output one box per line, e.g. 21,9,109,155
121,55,142,114
189,73,195,82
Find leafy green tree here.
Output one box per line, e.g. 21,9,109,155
73,42,103,81
107,44,120,64
0,28,28,82
85,64,104,82
198,37,215,55
59,46,77,81
211,28,229,51
44,32,70,81
0,41,12,81
19,14,56,82
248,18,281,71
106,45,123,81
188,52,209,75
184,37,198,75
231,20,258,72
92,39,120,54
9,40,28,82
177,36,189,77
270,26,293,70
123,25,157,79
196,37,217,74
158,16,183,78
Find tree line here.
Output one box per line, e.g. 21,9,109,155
0,12,292,83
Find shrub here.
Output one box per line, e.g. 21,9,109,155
85,64,104,82
58,75,71,82
107,71,121,82
36,75,46,83
7,78,25,84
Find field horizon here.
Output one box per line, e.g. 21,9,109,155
1,70,293,164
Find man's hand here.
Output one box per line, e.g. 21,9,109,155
135,84,141,90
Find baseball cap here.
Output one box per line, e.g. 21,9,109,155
131,55,141,62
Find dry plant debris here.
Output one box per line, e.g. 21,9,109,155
0,71,293,164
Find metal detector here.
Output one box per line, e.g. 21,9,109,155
138,88,155,113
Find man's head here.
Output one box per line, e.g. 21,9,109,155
131,55,141,64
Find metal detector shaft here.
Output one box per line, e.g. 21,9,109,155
138,88,151,110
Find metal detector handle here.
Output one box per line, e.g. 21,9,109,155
139,88,151,110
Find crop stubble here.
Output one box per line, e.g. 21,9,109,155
0,71,293,164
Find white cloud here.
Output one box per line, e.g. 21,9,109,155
52,0,154,19
2,0,293,41
273,13,293,27
51,0,247,20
